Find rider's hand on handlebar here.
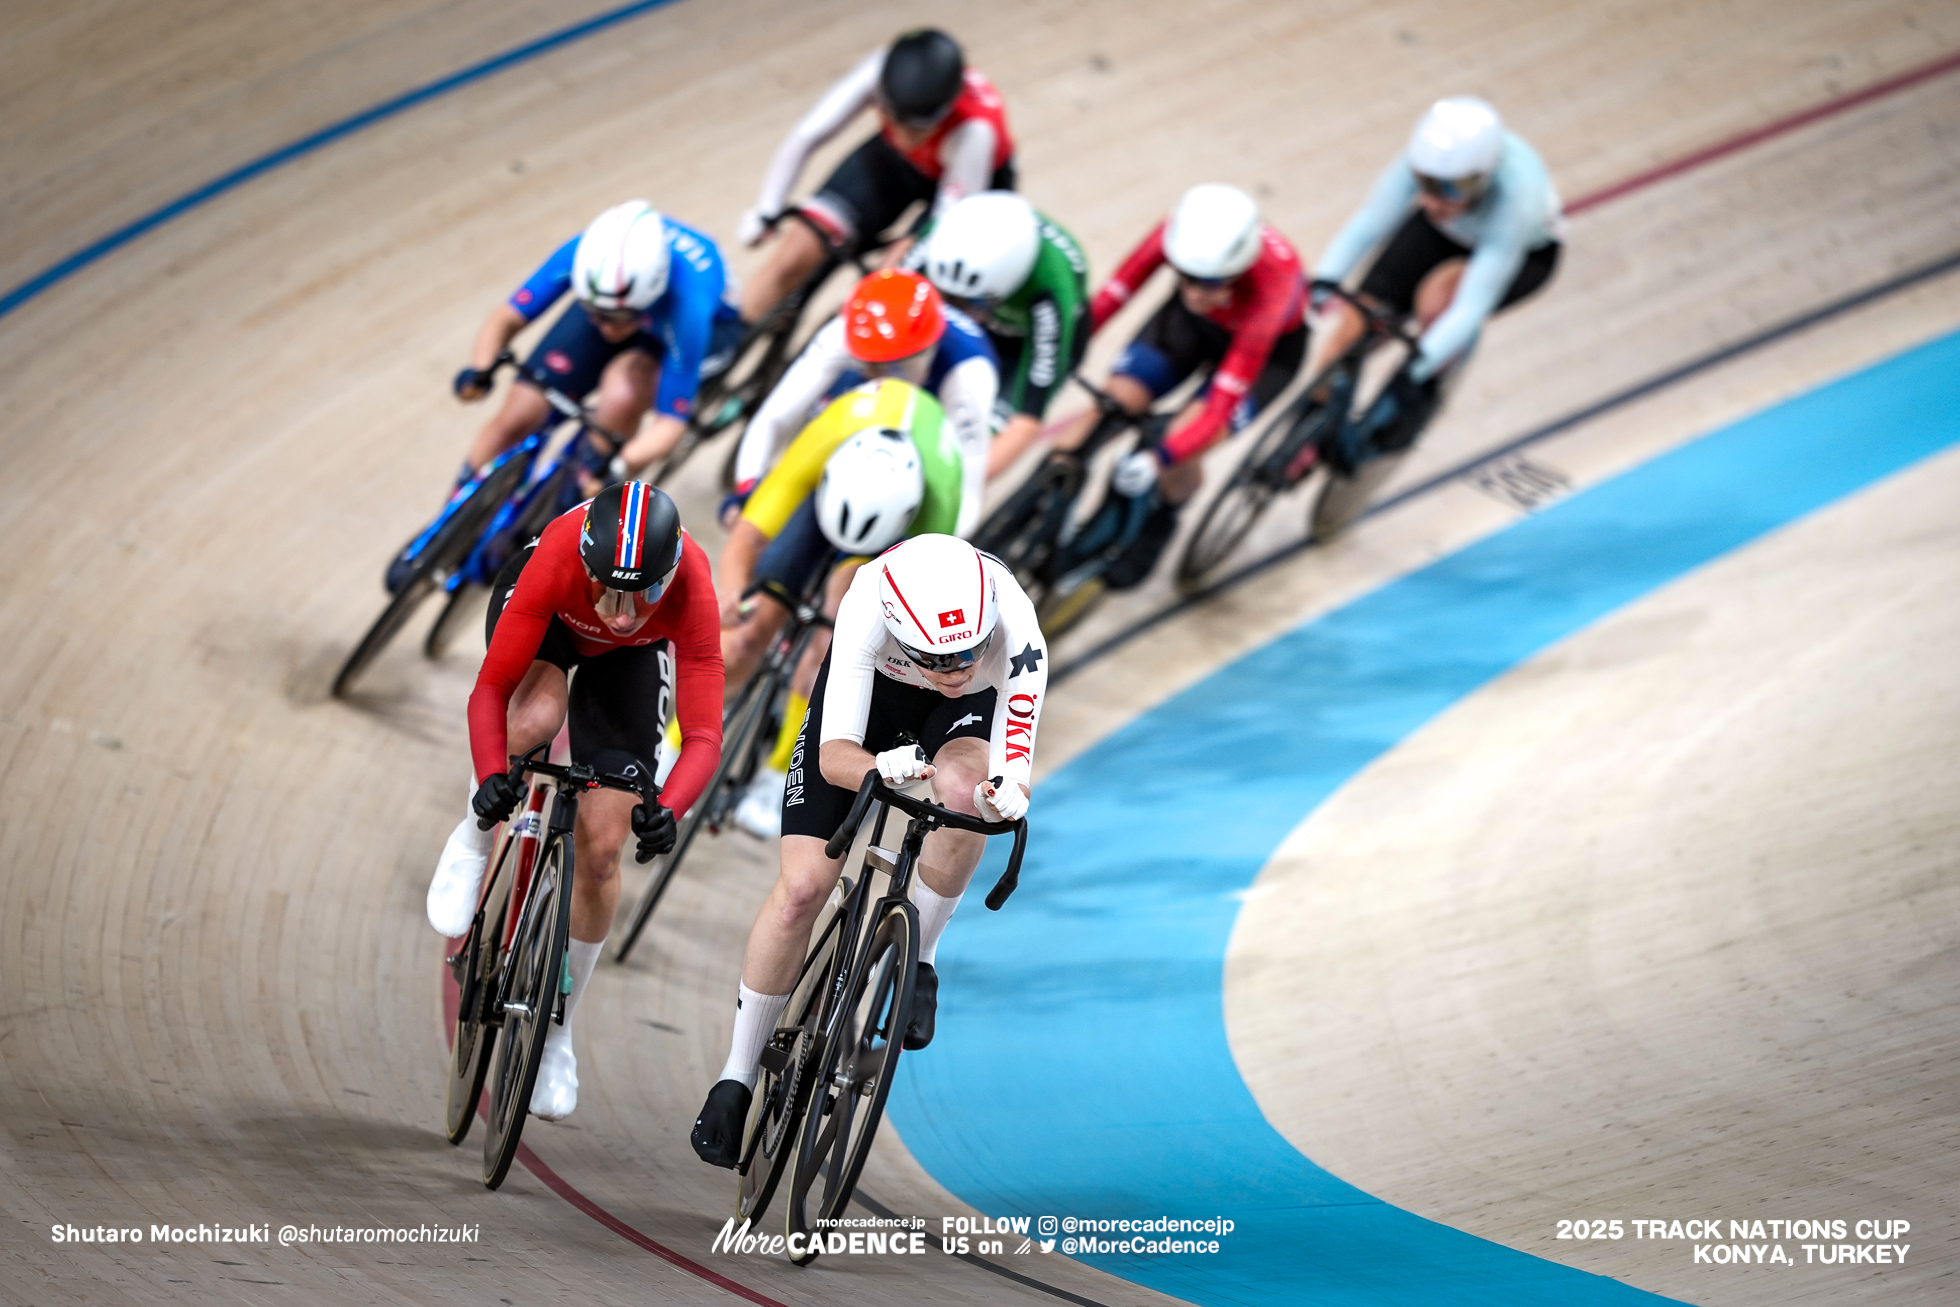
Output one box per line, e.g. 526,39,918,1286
737,208,771,248
974,775,1028,823
472,772,523,828
875,745,935,786
630,801,677,862
453,365,496,402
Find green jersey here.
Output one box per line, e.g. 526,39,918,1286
913,211,1091,419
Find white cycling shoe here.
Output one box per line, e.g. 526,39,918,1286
530,1030,578,1120
733,768,786,840
426,817,492,938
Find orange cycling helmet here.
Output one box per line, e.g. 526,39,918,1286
843,269,946,363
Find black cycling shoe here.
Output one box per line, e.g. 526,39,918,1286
902,963,938,1051
1104,500,1182,591
689,1078,753,1168
384,548,417,595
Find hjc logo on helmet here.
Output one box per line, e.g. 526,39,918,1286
938,609,965,628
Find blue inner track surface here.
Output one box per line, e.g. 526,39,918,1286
890,330,1960,1306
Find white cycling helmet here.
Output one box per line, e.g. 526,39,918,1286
922,191,1041,303
573,200,670,312
1163,184,1263,281
815,427,925,555
1408,97,1504,181
876,533,998,661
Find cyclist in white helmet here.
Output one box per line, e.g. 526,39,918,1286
1028,183,1308,593
912,191,1091,475
386,200,741,590
717,378,968,838
690,533,1049,1167
1304,96,1564,531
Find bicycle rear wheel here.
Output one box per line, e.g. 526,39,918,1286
1309,450,1407,543
614,665,781,963
444,830,518,1145
737,894,850,1225
481,824,573,1189
785,901,917,1263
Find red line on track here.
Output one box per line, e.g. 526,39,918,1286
1564,48,1960,214
429,45,1960,1294
439,940,791,1307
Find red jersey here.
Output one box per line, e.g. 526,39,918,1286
468,508,724,816
1089,221,1307,462
881,70,1014,179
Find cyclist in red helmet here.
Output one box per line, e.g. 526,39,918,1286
734,29,1017,326
424,481,723,1122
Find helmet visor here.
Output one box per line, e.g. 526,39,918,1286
898,629,994,673
586,553,680,614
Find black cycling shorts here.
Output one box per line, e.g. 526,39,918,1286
1113,296,1308,418
751,498,840,603
805,132,1017,247
1358,210,1561,315
779,651,996,842
486,544,674,777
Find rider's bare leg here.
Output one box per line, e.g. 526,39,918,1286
1413,258,1467,329
1050,374,1154,454
465,384,555,471
720,592,791,696
739,219,830,325
591,350,656,451
987,412,1044,477
1301,297,1367,383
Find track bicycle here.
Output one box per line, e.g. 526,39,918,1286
732,771,1028,1260
613,562,837,964
444,744,658,1188
332,356,621,698
970,376,1174,637
1174,283,1420,588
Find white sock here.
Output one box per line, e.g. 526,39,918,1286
455,804,494,854
557,937,604,1038
913,883,963,967
720,982,790,1089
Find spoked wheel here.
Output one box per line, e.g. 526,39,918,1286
444,830,518,1144
972,455,1082,608
614,667,781,964
424,583,485,661
1309,450,1408,543
736,898,849,1225
785,902,918,1263
481,826,573,1189
1176,401,1334,593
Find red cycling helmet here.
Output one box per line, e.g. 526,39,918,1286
843,269,946,363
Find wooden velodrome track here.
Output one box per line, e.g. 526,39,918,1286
4,0,1957,1303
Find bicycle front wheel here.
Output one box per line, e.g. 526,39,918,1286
737,893,850,1225
444,830,518,1145
1175,405,1317,592
785,901,917,1263
480,826,573,1189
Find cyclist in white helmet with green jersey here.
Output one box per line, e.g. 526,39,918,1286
913,191,1092,475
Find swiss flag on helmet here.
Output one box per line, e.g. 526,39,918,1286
938,609,965,628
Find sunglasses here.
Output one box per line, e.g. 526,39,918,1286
584,305,642,330
899,630,993,673
1177,273,1233,292
1414,172,1485,203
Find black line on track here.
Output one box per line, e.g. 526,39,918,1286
852,1191,1123,1307
1052,247,1960,685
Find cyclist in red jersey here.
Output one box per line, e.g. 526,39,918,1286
735,29,1017,325
425,482,724,1121
1060,184,1308,589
